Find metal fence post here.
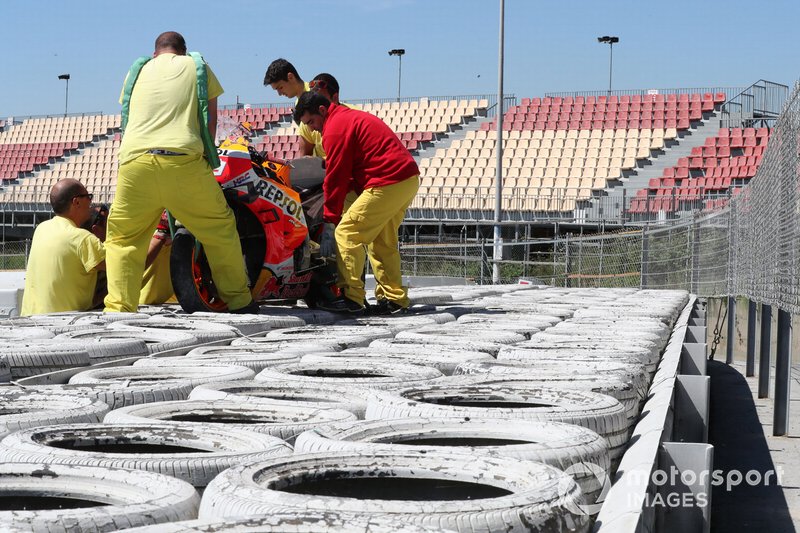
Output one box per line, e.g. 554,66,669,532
773,308,792,436
725,296,736,364
640,229,649,289
746,299,757,376
758,303,772,399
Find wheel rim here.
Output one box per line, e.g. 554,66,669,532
191,246,228,312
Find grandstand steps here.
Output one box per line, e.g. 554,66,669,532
414,114,493,163
608,111,722,195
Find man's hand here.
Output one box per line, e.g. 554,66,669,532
319,223,336,258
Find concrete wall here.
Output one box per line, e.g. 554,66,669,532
705,296,800,365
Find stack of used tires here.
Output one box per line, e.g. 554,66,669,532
0,286,689,532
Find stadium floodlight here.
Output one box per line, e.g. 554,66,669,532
58,73,71,116
597,36,619,95
388,49,405,102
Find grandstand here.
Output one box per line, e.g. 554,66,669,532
0,80,787,240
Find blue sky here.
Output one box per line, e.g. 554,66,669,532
2,0,798,118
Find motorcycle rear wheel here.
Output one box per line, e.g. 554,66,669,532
170,229,230,313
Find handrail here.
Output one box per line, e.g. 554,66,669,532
544,86,744,99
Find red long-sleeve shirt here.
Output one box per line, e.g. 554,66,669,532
321,103,419,223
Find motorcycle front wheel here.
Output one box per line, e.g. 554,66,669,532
170,229,229,313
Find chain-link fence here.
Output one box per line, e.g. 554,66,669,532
399,80,800,313
0,240,30,270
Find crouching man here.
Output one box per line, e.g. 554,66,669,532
21,179,105,315
293,92,419,315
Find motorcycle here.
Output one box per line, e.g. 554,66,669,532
169,120,338,313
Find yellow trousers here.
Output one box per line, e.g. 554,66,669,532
104,154,251,312
335,176,419,306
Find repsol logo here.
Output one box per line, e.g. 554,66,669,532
254,179,300,217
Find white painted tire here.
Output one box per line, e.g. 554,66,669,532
0,422,292,487
254,361,442,390
53,330,150,363
294,417,610,503
265,324,394,347
69,365,255,388
123,512,453,532
0,355,10,383
370,338,508,357
53,327,201,355
0,462,199,532
304,347,495,376
109,320,240,344
0,391,110,439
188,381,369,418
199,450,590,532
20,381,196,411
0,325,54,341
140,345,303,372
153,312,305,336
230,336,347,353
336,313,455,334
1,341,91,379
103,399,356,442
366,383,628,460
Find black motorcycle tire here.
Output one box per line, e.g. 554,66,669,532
170,229,230,313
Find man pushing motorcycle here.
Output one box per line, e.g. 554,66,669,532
293,91,420,315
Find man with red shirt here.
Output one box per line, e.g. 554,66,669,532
294,92,419,314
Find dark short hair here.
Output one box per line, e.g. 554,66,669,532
50,179,86,215
154,31,186,54
293,92,331,125
264,58,301,86
311,73,340,96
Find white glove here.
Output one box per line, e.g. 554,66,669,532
319,223,337,258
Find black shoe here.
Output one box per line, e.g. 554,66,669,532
373,299,409,316
318,296,366,315
230,300,261,314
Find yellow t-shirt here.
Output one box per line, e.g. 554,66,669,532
118,53,223,164
21,216,105,316
140,244,175,305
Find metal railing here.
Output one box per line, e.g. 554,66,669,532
718,79,789,129
544,86,744,99
406,186,736,225
221,94,516,118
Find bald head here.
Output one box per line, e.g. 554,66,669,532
50,179,87,215
154,31,186,55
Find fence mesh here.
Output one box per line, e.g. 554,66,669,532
397,80,800,310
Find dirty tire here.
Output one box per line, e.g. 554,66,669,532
264,325,394,347
1,341,91,379
134,345,301,373
188,381,370,419
121,512,451,532
20,381,197,411
300,351,494,376
54,327,201,355
53,330,150,363
69,364,255,387
0,392,110,439
230,336,348,353
369,337,508,357
103,399,356,443
294,417,610,503
0,462,199,532
109,319,240,344
0,423,293,487
254,361,443,391
0,325,54,341
198,450,590,532
149,313,293,337
366,384,628,461
0,355,10,383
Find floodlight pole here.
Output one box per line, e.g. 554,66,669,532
388,49,405,102
58,73,71,116
597,36,619,95
493,0,505,284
